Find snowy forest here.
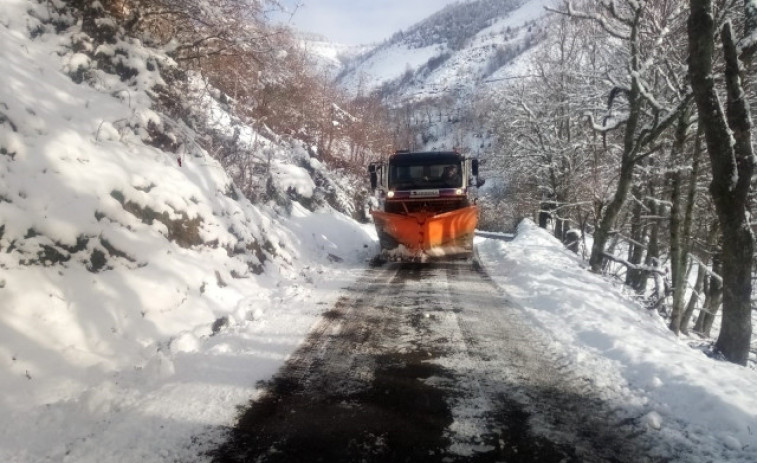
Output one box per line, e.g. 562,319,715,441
475,0,756,366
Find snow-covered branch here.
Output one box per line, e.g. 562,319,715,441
547,0,632,40
688,254,723,284
602,251,666,275
634,93,694,159
583,111,627,133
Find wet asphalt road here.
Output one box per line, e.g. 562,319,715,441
210,259,664,463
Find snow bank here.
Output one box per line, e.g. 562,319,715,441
477,219,757,462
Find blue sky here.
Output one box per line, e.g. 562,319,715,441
272,0,461,45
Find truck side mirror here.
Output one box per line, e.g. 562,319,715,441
472,159,479,177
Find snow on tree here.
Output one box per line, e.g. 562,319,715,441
549,0,693,275
688,0,755,365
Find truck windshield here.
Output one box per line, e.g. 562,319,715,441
389,162,462,190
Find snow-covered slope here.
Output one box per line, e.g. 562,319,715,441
0,1,376,460
297,33,371,79
336,0,555,102
478,221,757,462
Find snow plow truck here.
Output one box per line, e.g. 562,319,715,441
368,150,482,260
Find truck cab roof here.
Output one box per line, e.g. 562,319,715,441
389,151,463,165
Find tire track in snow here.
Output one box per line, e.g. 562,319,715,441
443,261,668,462
211,260,665,462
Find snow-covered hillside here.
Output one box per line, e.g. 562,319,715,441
336,0,555,102
325,0,556,156
296,33,371,79
0,1,376,460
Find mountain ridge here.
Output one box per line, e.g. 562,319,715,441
333,0,554,103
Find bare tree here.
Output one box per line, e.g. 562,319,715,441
552,1,693,273
488,13,604,243
688,0,755,365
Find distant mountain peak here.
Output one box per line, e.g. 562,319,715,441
334,0,555,101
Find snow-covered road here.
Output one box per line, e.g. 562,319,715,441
209,260,672,462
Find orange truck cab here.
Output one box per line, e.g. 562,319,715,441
368,150,483,260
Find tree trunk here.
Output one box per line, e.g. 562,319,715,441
668,114,689,334
589,7,645,273
554,215,567,243
642,198,661,298
538,204,551,229
688,1,755,364
694,275,711,335
626,186,647,291
681,262,706,335
669,110,697,334
694,223,720,335
589,157,636,272
694,254,723,337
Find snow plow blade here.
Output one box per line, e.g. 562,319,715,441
371,206,478,259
